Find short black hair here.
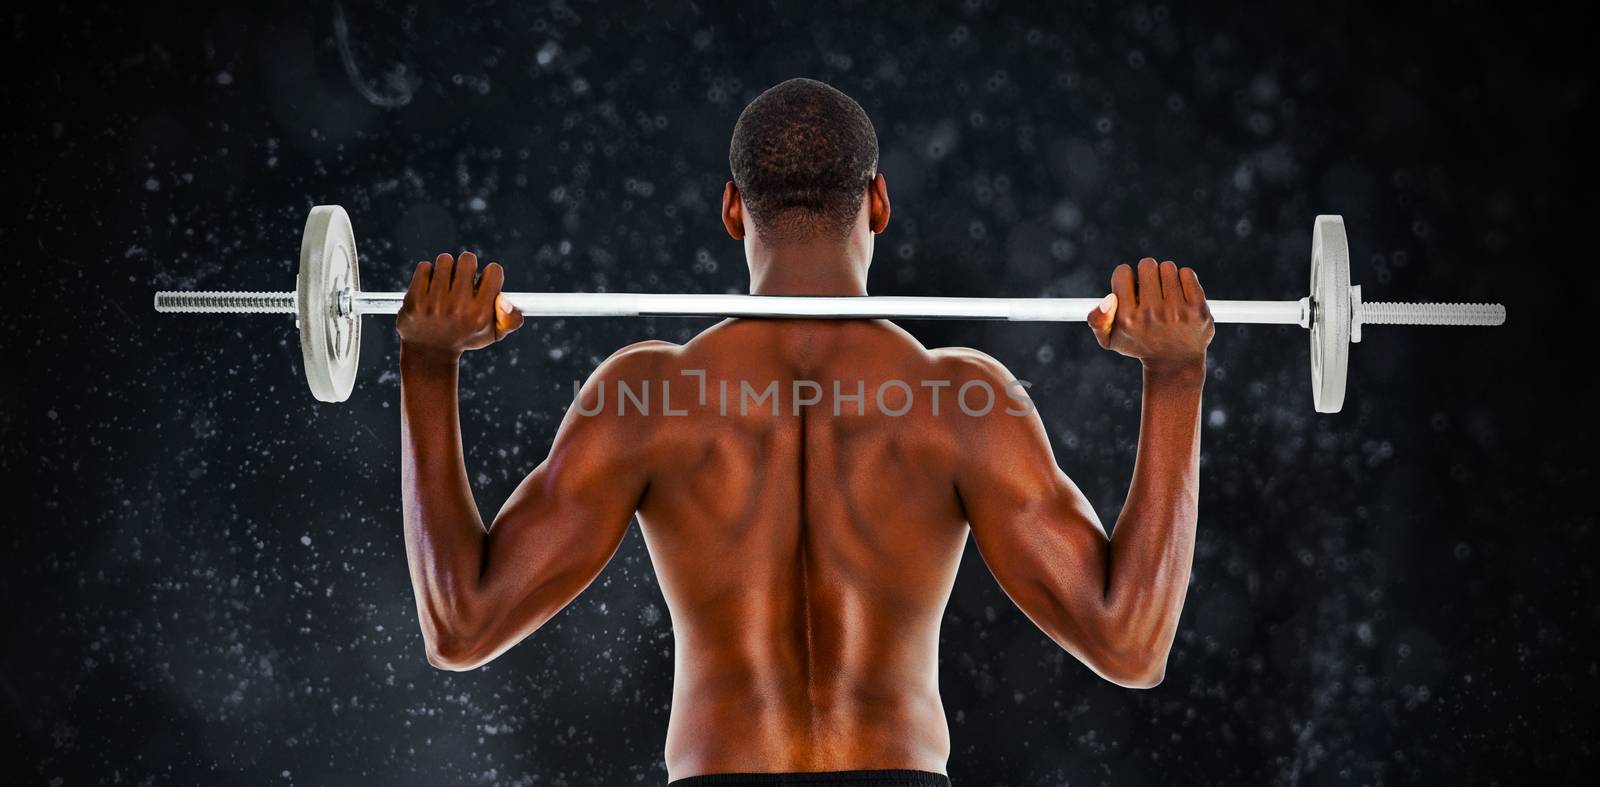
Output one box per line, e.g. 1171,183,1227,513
729,78,879,240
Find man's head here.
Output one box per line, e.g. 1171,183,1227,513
726,78,885,244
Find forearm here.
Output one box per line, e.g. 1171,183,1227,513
399,347,489,640
1101,360,1205,662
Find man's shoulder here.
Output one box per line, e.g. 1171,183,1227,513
592,339,682,377
927,345,1018,385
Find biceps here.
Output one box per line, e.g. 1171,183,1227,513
489,470,628,581
969,475,1106,583
477,438,647,626
963,469,1112,640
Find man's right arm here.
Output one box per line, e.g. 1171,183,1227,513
953,258,1212,688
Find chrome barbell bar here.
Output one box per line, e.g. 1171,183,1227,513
153,206,1505,411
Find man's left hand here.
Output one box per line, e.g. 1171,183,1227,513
396,252,524,358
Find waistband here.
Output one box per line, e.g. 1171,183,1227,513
668,769,951,787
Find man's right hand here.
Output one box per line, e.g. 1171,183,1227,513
1087,257,1214,373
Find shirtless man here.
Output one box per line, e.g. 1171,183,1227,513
395,78,1213,786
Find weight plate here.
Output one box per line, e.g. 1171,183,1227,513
297,205,361,402
1309,214,1350,413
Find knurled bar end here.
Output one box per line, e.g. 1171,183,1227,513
153,291,298,314
1362,301,1506,326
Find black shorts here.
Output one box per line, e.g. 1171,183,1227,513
668,770,950,787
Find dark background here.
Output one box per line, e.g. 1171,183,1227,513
4,1,1595,784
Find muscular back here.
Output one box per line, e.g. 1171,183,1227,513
400,84,1206,779
404,259,1204,781
607,319,995,776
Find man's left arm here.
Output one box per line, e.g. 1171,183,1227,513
397,252,650,671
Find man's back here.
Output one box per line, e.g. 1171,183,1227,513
395,78,1208,786
616,319,986,775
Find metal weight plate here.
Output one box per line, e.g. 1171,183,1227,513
297,205,361,402
1309,214,1351,413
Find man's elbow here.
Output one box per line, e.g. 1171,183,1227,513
417,594,499,670
420,607,499,671
1081,641,1169,689
422,608,550,670
1099,658,1166,689
424,633,493,672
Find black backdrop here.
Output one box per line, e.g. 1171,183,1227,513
5,1,1595,784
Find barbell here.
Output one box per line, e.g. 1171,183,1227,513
153,205,1505,412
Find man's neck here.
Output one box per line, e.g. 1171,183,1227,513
747,242,869,296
